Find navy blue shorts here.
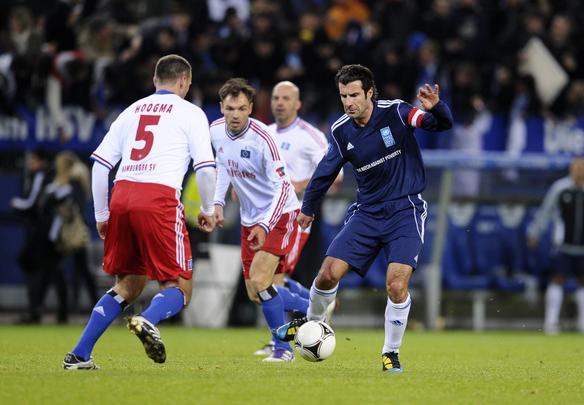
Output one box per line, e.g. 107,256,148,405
553,251,584,277
326,194,427,276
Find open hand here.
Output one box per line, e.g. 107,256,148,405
417,83,440,110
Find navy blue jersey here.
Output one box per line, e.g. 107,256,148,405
302,100,453,216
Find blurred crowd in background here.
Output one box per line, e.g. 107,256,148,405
1,0,584,135
2,0,584,326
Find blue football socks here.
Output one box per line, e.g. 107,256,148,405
258,285,291,350
72,289,128,361
275,285,309,314
141,287,185,326
284,277,310,300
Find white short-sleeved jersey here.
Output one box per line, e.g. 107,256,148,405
211,117,299,233
91,90,215,190
268,117,328,183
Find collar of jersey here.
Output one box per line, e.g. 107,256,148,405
276,117,299,133
154,90,175,95
226,121,251,139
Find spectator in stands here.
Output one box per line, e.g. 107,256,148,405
33,151,92,323
528,157,584,334
68,156,98,311
10,148,52,323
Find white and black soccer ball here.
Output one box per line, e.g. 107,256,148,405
293,320,336,362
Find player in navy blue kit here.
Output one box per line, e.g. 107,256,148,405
277,64,453,372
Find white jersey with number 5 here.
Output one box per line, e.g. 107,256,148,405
268,117,328,183
211,117,299,233
91,90,215,189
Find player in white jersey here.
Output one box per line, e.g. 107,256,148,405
211,78,308,362
251,81,342,356
63,55,216,370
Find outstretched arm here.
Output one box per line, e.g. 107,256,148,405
402,84,453,131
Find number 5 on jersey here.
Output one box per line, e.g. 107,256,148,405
131,115,160,161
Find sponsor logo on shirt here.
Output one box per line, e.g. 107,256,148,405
380,126,395,147
276,167,286,177
188,259,193,271
240,150,251,158
355,149,402,173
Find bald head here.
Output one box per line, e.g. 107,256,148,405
271,81,301,129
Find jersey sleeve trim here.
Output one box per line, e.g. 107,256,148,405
90,153,114,170
258,222,270,235
193,160,216,172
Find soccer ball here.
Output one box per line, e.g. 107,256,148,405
293,320,336,362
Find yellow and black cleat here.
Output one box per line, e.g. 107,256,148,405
275,317,307,342
382,352,402,373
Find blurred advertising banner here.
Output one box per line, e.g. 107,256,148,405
0,106,120,152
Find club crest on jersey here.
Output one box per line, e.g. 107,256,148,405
240,150,251,158
276,166,286,177
380,126,395,148
281,142,290,150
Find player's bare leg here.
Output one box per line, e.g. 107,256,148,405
128,276,192,364
382,262,413,372
246,251,295,362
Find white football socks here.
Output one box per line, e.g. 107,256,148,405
575,288,584,333
544,284,563,333
307,282,338,322
382,294,411,354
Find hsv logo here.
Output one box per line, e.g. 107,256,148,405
276,167,286,177
240,150,251,158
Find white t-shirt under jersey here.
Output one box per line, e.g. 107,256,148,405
268,117,328,183
91,90,215,189
211,117,299,233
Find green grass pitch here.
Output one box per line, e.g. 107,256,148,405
0,325,582,404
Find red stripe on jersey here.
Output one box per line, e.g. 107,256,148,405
91,152,113,169
407,108,418,126
210,118,225,127
251,122,280,160
193,160,215,169
415,111,425,127
299,120,327,150
268,182,290,229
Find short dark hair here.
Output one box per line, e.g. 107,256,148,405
154,54,191,84
335,64,378,100
218,78,256,103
